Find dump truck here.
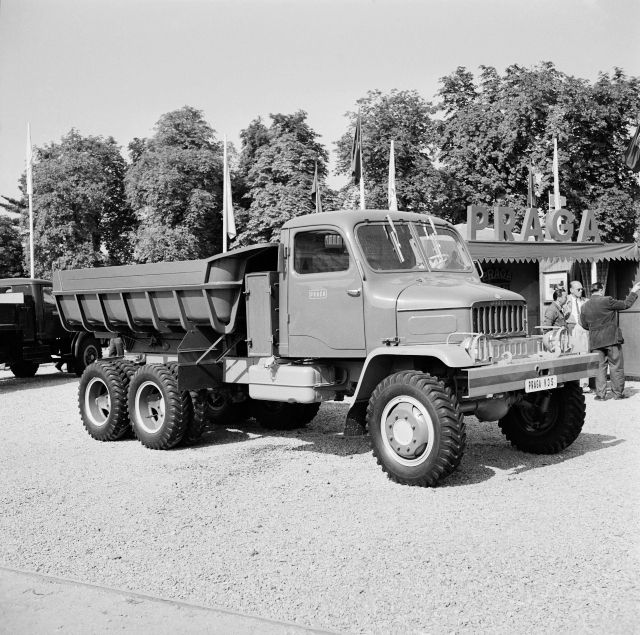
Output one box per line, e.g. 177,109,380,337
53,210,599,486
1,277,101,377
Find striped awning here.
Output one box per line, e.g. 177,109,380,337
467,241,640,263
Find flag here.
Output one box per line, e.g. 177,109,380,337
388,140,398,211
624,123,640,173
311,161,323,213
222,136,236,251
350,111,362,186
552,137,561,209
527,164,536,208
26,123,33,197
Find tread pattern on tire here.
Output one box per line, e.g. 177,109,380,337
78,360,131,441
367,370,466,487
498,381,585,454
128,363,189,450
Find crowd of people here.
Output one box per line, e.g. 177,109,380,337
543,279,640,399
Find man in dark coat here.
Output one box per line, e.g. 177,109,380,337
580,280,640,400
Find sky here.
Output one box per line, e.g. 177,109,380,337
1,0,639,203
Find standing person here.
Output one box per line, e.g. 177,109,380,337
107,336,124,357
579,280,640,400
543,288,568,327
565,280,590,390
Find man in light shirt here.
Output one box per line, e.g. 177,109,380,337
566,280,590,391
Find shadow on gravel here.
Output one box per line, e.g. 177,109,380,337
0,372,78,395
174,404,371,457
441,432,624,487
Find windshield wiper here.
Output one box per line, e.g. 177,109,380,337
385,214,405,263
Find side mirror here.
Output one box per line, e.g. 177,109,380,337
277,243,286,274
474,259,484,279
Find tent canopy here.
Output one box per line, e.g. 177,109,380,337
467,241,639,263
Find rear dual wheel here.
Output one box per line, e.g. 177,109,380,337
78,361,131,441
127,364,190,450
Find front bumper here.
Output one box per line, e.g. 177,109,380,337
464,352,599,398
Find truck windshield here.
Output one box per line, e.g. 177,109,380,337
413,222,473,272
356,222,424,271
356,221,473,272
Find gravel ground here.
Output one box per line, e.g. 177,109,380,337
1,364,638,634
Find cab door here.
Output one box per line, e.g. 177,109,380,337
287,227,365,357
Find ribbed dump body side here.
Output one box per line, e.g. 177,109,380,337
53,244,278,337
472,301,527,338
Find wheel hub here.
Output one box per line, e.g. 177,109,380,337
135,382,166,434
85,377,110,427
382,398,433,461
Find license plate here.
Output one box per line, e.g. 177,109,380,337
525,375,557,393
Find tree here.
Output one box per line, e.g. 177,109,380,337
125,106,225,261
335,90,448,216
0,215,24,278
236,111,330,244
19,130,132,277
436,63,640,239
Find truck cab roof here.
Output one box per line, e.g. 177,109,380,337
282,209,453,232
0,278,51,286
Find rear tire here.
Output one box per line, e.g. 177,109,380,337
252,401,321,430
9,361,39,378
72,337,102,376
78,361,130,441
367,371,465,487
498,381,585,454
128,364,189,450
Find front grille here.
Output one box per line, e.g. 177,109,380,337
472,301,527,338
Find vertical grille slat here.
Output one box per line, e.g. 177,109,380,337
472,302,526,338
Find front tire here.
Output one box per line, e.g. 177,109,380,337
78,361,130,441
367,371,466,487
128,364,189,450
9,361,39,378
498,381,585,454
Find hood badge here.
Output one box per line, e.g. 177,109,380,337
494,293,502,299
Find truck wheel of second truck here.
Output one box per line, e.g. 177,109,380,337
127,364,189,450
9,361,39,378
73,337,102,376
367,371,466,487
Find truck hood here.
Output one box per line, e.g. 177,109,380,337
396,276,524,312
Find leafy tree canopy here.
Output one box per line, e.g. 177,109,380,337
436,63,640,239
0,215,24,278
335,90,449,216
21,130,132,277
126,106,226,261
236,111,331,244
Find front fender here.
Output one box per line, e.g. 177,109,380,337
352,344,475,403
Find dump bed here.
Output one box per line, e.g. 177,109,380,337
53,244,278,337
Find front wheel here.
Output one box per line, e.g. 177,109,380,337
367,371,466,487
9,361,39,378
498,381,585,454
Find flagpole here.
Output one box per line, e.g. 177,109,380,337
553,137,561,210
26,123,35,278
223,135,228,253
359,112,365,210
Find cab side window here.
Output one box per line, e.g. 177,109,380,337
42,287,56,306
294,230,350,274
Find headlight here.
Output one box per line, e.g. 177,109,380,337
542,327,571,355
461,333,491,363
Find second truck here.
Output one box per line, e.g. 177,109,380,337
53,210,599,487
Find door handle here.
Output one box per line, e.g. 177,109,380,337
347,289,361,297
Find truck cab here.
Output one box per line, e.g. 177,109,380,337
0,278,101,377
